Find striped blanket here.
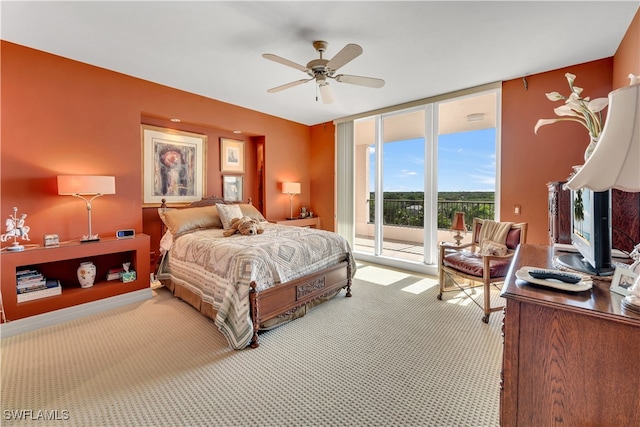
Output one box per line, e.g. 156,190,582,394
158,223,354,349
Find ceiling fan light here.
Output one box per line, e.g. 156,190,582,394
319,82,334,104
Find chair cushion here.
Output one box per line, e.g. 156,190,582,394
443,251,512,278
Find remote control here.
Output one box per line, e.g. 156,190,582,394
529,269,582,284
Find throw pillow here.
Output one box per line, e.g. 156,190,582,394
216,203,243,229
158,205,222,237
238,203,267,222
479,238,509,256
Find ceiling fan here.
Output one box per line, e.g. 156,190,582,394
262,40,385,104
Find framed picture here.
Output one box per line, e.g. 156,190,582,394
610,266,638,296
141,125,206,206
632,260,640,276
220,138,244,173
222,175,243,202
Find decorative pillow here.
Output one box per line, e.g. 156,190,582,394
479,238,509,256
216,203,243,230
159,206,223,237
238,203,267,222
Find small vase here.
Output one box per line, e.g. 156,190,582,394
77,261,96,288
584,134,598,161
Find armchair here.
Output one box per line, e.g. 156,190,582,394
438,218,528,323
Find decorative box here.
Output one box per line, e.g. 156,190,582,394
121,271,137,283
43,234,60,247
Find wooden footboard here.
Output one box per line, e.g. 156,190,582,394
248,253,352,348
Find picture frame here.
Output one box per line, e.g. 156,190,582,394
220,138,244,173
610,266,638,297
222,175,243,202
141,125,206,206
632,260,640,276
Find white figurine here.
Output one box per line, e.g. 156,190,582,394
1,207,30,251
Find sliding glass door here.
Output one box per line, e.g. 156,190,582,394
354,106,437,268
349,88,499,274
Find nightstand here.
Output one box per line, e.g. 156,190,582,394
275,217,321,228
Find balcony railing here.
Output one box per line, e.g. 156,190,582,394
367,199,495,229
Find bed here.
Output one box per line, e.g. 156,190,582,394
156,196,354,349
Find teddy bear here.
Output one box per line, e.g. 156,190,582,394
223,216,264,237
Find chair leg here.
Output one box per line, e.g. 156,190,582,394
437,266,445,300
482,280,491,323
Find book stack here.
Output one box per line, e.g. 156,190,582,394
16,269,62,302
106,267,125,281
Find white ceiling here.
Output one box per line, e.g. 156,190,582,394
1,1,638,126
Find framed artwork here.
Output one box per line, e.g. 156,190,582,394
220,138,244,173
141,125,206,206
610,266,638,297
223,175,243,202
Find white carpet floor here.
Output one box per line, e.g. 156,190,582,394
1,262,504,426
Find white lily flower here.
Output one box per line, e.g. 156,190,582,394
534,73,608,138
534,119,558,134
554,105,583,117
545,91,565,101
588,97,609,113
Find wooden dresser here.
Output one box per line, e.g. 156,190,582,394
500,244,640,426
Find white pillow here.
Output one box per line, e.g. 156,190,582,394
478,238,509,256
216,203,243,230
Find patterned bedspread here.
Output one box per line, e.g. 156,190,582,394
158,223,354,349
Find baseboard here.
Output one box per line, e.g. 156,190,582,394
0,288,153,338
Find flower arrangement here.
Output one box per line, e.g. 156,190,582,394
534,73,609,138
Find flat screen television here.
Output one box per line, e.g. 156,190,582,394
557,188,614,276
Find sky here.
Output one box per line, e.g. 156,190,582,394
369,128,496,192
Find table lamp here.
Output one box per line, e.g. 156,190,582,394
282,182,301,220
58,175,116,242
451,211,467,246
565,77,639,192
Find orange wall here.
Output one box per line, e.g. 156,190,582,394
1,41,312,255
309,121,337,230
613,9,640,89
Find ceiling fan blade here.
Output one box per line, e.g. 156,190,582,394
318,82,334,104
326,43,362,72
267,78,313,93
334,74,385,88
262,53,308,72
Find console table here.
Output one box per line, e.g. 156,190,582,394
500,244,640,426
1,235,151,337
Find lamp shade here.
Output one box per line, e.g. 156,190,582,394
565,82,640,192
282,182,301,195
451,212,467,232
58,176,116,195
